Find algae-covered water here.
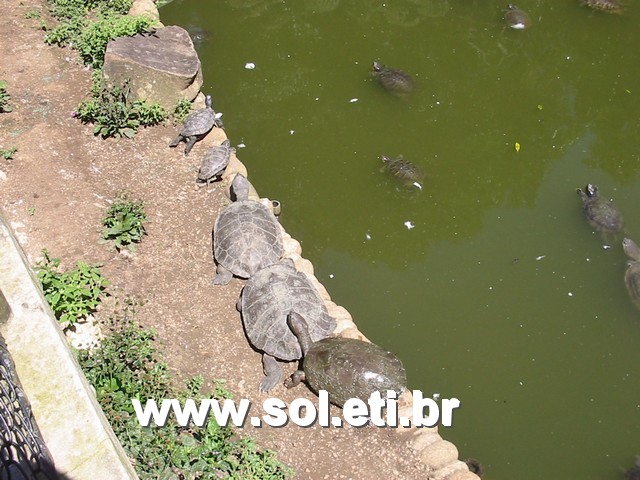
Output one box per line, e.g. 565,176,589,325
161,1,640,478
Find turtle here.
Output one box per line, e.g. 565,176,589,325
212,174,284,285
197,139,235,185
372,61,415,94
464,459,485,477
169,94,223,155
381,154,424,190
503,4,531,29
285,312,407,407
238,259,336,392
625,456,640,480
577,184,624,234
622,238,640,310
580,0,623,14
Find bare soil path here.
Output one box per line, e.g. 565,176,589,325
0,2,439,478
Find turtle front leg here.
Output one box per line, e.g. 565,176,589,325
184,136,198,155
284,369,305,389
212,264,233,286
169,134,183,148
260,354,283,393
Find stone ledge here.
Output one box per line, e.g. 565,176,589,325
0,211,138,479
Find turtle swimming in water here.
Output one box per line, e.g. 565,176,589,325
169,94,223,155
212,174,284,285
239,260,336,392
381,154,424,190
372,61,415,94
197,139,235,185
503,4,531,29
285,312,407,407
577,184,624,236
622,239,640,310
580,0,623,14
625,456,640,480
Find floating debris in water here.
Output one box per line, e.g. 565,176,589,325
365,233,372,240
535,255,545,261
568,292,573,297
289,129,295,135
237,143,246,148
349,98,359,103
245,62,256,70
404,221,415,230
329,274,334,279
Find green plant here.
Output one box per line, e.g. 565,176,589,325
35,249,110,327
0,147,17,160
0,80,12,113
172,98,193,124
25,9,42,19
101,193,148,250
76,305,294,479
76,79,167,138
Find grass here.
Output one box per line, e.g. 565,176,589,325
101,192,148,250
76,301,294,479
1,147,17,160
0,80,12,113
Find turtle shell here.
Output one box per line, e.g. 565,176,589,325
213,200,284,279
241,261,336,361
577,185,623,233
303,337,407,407
623,238,640,310
180,100,216,137
198,140,234,182
580,0,623,14
372,62,414,94
381,155,424,188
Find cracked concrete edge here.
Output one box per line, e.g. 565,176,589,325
0,210,139,480
217,138,480,480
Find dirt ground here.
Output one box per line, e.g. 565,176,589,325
0,2,448,479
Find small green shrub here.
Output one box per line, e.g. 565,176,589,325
76,79,167,138
0,80,12,113
35,250,110,327
102,193,148,250
76,305,294,479
25,9,42,19
172,98,193,124
1,147,17,160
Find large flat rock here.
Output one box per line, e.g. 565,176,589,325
103,25,203,109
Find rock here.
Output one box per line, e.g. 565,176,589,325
419,440,459,470
103,26,203,110
128,0,162,24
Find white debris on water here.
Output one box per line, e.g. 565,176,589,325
349,98,359,103
237,143,246,148
329,274,334,279
289,129,295,135
404,221,415,230
365,233,372,240
245,62,256,69
535,255,545,261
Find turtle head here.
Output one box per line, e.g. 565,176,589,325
623,238,640,261
231,173,251,201
585,184,598,198
205,94,213,109
372,61,382,72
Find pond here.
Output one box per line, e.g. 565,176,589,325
161,1,640,478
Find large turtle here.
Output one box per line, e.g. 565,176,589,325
577,184,624,234
169,94,223,155
212,174,284,285
622,238,640,310
381,154,424,190
372,61,415,94
239,260,336,392
626,456,640,480
197,139,235,185
503,4,531,29
285,312,407,407
580,0,623,14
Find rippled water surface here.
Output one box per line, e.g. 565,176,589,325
161,1,640,478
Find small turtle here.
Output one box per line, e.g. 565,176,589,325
285,312,407,407
169,94,223,155
580,0,623,14
372,61,415,94
239,260,336,392
577,184,624,234
622,239,640,310
212,174,284,285
197,140,235,185
503,4,531,29
625,456,640,480
381,154,424,190
465,459,485,477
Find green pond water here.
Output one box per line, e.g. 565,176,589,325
161,1,640,478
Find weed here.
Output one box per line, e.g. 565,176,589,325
172,98,193,124
1,147,17,160
101,193,148,250
35,249,110,327
76,79,167,138
27,206,36,216
25,9,42,19
0,80,12,113
76,304,294,479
